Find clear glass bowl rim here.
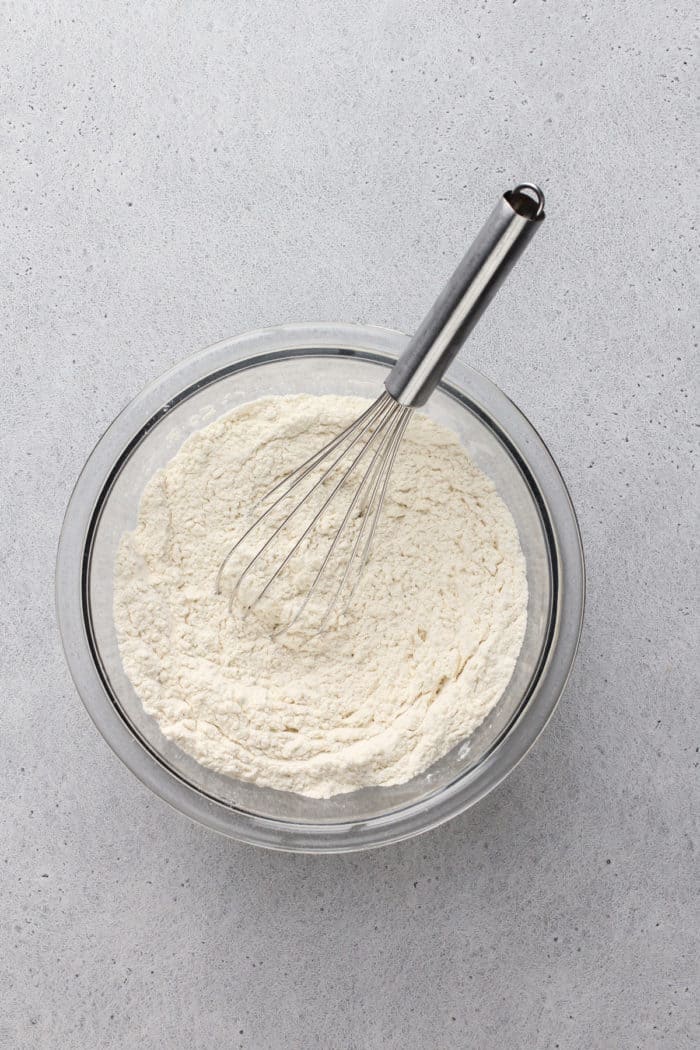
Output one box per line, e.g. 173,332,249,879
56,322,585,853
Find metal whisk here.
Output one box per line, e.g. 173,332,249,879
217,183,546,636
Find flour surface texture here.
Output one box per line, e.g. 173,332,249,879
114,395,528,798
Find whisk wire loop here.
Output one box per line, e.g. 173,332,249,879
216,392,392,599
217,391,412,634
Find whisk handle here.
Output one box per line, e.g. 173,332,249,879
385,184,545,407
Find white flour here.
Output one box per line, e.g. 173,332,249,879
114,395,528,798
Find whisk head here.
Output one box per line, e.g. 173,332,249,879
216,391,413,637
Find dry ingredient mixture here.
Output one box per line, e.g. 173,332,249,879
114,394,528,798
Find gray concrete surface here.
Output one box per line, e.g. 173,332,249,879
2,2,697,1047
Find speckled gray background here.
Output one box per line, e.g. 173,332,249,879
2,1,697,1047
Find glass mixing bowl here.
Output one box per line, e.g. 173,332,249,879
56,323,584,852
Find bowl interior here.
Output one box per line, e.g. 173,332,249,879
85,348,554,824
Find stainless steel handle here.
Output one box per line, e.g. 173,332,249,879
385,184,546,407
